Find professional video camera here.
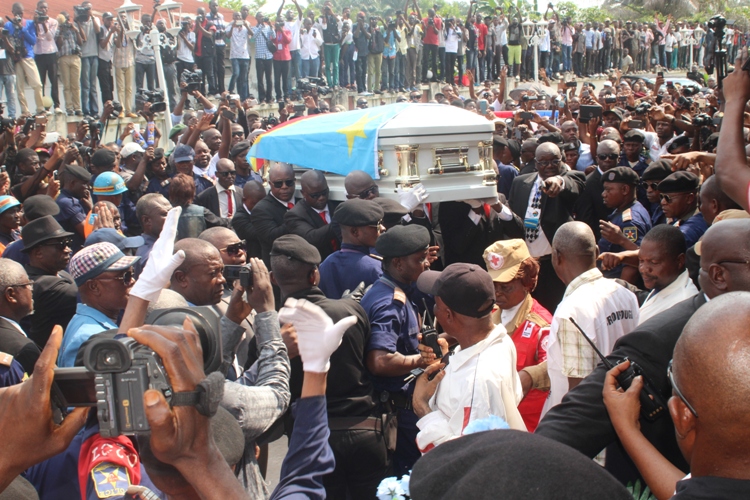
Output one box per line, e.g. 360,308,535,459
73,141,95,158
676,96,693,110
692,113,713,128
296,77,331,96
634,102,652,115
34,10,48,23
110,101,123,119
0,117,14,130
73,4,91,23
136,88,166,113
83,117,103,136
181,69,203,92
51,306,222,437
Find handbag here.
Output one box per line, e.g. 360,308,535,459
259,27,276,53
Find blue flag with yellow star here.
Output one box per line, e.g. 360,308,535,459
248,103,409,179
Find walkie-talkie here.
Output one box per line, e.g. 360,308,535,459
568,317,668,422
404,300,448,384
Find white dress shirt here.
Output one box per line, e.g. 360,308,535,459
524,175,553,258
216,183,237,218
638,270,698,325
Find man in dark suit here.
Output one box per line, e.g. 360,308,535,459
575,140,621,240
508,142,585,311
284,170,341,262
536,219,750,487
250,163,298,266
0,259,40,373
195,159,243,227
232,181,266,260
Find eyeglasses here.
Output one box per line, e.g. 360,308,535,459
597,153,620,161
217,170,237,177
668,359,698,417
368,219,384,228
96,270,135,285
642,181,660,190
355,185,379,199
220,240,246,256
231,131,245,137
272,179,295,188
535,159,561,167
42,238,73,250
4,281,33,290
308,188,329,200
660,192,688,203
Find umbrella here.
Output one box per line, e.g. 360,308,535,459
509,82,557,102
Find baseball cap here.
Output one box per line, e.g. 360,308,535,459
92,171,127,196
85,228,145,251
417,263,495,318
169,123,187,139
173,144,195,163
91,148,118,169
120,142,145,158
482,239,531,283
69,242,141,286
0,195,20,215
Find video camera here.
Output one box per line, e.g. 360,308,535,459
73,141,95,158
677,96,693,110
263,113,278,129
34,10,48,23
109,101,123,120
634,102,652,115
73,4,91,23
296,77,331,96
83,117,103,136
136,88,166,113
51,307,222,437
223,264,252,288
692,113,713,127
181,69,203,92
0,117,14,130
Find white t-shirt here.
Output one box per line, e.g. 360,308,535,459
229,25,250,59
300,27,322,60
285,19,301,51
177,32,196,63
445,28,460,53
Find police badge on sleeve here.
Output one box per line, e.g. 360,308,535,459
623,226,638,243
92,464,131,498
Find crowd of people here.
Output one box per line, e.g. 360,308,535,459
1,0,749,119
0,0,749,498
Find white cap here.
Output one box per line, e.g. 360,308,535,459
603,81,612,87
121,142,145,158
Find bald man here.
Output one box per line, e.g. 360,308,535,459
284,170,341,261
508,142,586,311
344,170,379,200
537,219,750,487
575,139,622,241
250,163,297,266
232,181,266,260
543,221,639,416
195,158,243,224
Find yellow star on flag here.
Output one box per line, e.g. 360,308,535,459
337,112,382,156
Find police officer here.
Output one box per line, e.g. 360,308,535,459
360,224,432,477
658,171,708,248
55,164,93,253
641,160,672,226
0,351,26,388
598,166,652,280
619,130,652,211
318,199,385,299
271,234,388,498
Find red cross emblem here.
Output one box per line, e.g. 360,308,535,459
487,252,505,270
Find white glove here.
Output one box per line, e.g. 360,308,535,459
131,206,186,303
397,182,429,212
278,298,357,373
461,199,483,209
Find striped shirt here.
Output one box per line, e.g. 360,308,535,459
251,25,275,59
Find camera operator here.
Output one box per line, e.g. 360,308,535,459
97,13,116,104
4,3,44,115
250,13,275,104
193,7,217,96
134,14,156,91
74,1,101,117
55,12,83,116
113,13,137,118
0,21,17,119
33,1,60,114
175,16,195,81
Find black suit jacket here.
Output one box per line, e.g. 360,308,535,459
194,185,243,227
231,208,263,259
283,200,341,262
508,171,586,244
0,317,40,374
536,293,706,485
438,201,525,268
574,169,610,241
250,195,293,265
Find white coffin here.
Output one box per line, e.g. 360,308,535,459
292,104,498,202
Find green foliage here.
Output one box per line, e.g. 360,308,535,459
203,0,265,15
627,480,658,500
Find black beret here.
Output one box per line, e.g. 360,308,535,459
623,129,645,142
642,159,673,181
375,224,430,258
703,132,719,151
229,140,252,158
667,135,691,152
374,197,408,221
333,198,384,227
90,148,117,168
410,430,632,500
64,164,92,182
270,234,321,265
602,166,640,185
562,141,579,152
23,194,60,220
537,132,564,146
658,171,700,193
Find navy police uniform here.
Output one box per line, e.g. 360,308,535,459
599,201,651,278
642,160,673,227
0,352,25,387
658,171,708,248
360,225,432,477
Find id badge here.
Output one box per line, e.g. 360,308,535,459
524,215,540,230
0,50,5,60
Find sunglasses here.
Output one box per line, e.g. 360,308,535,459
272,179,295,188
220,240,247,256
660,192,687,203
535,159,560,167
43,238,73,250
668,359,698,417
308,188,329,200
355,185,379,199
96,270,135,285
597,153,620,161
642,181,660,190
217,170,237,177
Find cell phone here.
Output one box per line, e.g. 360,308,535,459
655,95,663,104
604,96,617,104
578,104,603,123
222,109,237,121
520,111,534,120
235,20,242,26
657,71,664,78
293,103,305,113
479,99,488,114
629,119,644,129
565,81,578,88
617,95,627,102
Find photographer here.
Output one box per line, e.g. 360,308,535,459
421,8,441,83
300,17,322,79
272,17,292,102
0,22,17,119
193,7,217,96
134,14,156,91
367,17,384,93
175,16,195,81
55,12,83,116
227,12,252,101
75,1,100,117
321,5,341,89
382,17,400,92
113,13,137,118
155,19,179,110
250,13,275,105
33,1,60,114
97,13,116,104
206,0,227,95
4,3,44,115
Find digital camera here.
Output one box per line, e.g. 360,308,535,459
223,264,252,288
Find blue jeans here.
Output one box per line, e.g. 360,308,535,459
562,45,572,72
395,51,405,89
301,57,320,79
229,58,251,100
466,48,478,77
80,55,99,116
658,45,666,67
340,44,356,87
0,75,16,118
288,49,300,93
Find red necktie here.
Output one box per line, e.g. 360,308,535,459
226,190,233,217
287,202,294,209
319,211,328,224
483,203,491,219
319,211,338,250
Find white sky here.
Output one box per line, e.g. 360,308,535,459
262,0,605,14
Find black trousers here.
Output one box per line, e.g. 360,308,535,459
532,256,566,313
324,428,389,500
422,44,438,82
273,59,289,101
97,58,114,103
35,53,59,108
256,58,273,102
195,54,215,95
213,44,226,93
445,52,457,84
